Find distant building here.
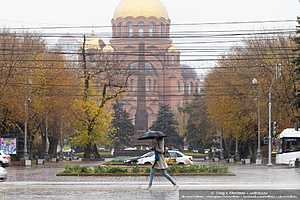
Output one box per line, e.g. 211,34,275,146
56,35,82,61
84,0,201,139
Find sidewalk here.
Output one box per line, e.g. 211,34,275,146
1,165,300,200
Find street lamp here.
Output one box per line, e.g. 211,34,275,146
267,83,273,166
24,78,32,161
24,97,30,160
266,63,282,167
252,78,262,165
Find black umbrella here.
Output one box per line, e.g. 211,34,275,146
138,131,167,140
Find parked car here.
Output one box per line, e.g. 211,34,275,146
0,166,7,181
125,150,193,165
168,150,193,165
124,152,154,164
0,150,11,167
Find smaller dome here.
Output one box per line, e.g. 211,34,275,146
86,39,100,49
181,64,198,80
103,44,114,53
168,45,179,53
85,33,102,50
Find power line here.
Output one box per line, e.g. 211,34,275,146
5,19,296,30
0,62,294,70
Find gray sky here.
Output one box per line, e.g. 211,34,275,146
0,0,298,28
0,0,299,72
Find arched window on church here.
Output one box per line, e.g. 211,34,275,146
166,24,170,37
197,83,202,94
127,22,133,37
149,22,155,37
188,82,193,95
161,23,165,37
118,22,122,37
147,79,152,91
153,79,157,91
184,82,188,94
177,81,181,92
138,22,144,37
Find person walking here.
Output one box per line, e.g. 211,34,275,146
147,137,177,189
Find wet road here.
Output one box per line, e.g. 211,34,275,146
1,165,300,200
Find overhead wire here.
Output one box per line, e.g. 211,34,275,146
4,19,296,30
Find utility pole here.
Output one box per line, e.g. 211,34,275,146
267,64,282,166
267,85,273,166
257,91,262,164
44,112,49,160
24,95,29,160
252,78,261,164
24,75,32,162
82,34,89,101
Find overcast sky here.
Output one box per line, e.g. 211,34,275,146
0,0,298,28
0,0,299,72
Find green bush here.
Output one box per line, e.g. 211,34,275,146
106,167,128,174
62,164,228,175
63,165,85,174
94,166,108,173
169,165,228,174
132,165,140,173
63,165,74,174
80,166,94,174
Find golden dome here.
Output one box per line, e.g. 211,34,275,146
85,34,102,50
168,45,179,53
103,44,114,53
113,0,169,20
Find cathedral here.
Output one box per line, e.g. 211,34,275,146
85,0,201,140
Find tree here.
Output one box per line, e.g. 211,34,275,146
175,105,189,148
74,35,131,159
294,17,300,127
0,31,79,159
204,35,296,159
185,97,212,150
151,104,183,149
71,99,112,158
110,101,134,149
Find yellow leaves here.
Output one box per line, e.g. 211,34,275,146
71,99,113,146
205,36,296,140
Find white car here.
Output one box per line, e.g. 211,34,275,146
0,150,11,167
0,167,7,181
136,150,193,165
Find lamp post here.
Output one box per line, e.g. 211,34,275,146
252,78,262,165
267,85,273,166
266,63,282,167
24,77,32,161
24,97,29,160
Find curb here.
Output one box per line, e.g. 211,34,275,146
56,173,235,177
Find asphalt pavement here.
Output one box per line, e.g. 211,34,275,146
1,164,300,200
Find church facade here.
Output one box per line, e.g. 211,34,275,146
86,0,201,138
